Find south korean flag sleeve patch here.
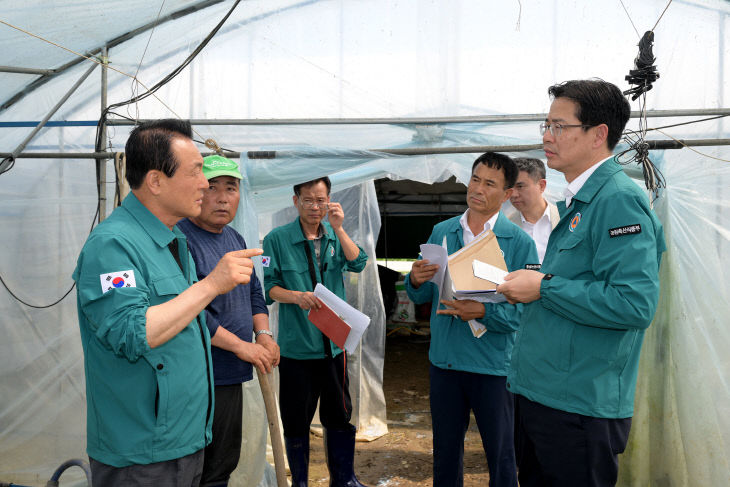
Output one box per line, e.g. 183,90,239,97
100,270,137,294
609,224,642,238
261,256,271,268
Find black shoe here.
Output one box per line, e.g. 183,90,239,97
324,426,368,487
285,435,310,487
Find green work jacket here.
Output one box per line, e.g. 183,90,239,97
72,193,214,467
262,219,368,359
507,157,666,418
405,212,539,376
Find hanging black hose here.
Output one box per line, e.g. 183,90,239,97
623,31,660,101
619,29,665,199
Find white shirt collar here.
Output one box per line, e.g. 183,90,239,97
459,209,499,245
564,155,612,207
518,202,553,264
519,199,552,225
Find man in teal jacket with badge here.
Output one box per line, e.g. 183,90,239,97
406,152,539,487
498,80,666,487
73,119,261,486
262,176,369,487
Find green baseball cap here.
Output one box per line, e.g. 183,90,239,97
202,155,243,180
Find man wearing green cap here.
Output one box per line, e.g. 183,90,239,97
179,155,280,487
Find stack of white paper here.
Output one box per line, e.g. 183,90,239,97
418,233,507,304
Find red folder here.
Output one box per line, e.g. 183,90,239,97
308,298,351,350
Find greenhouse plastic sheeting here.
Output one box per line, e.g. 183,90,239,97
2,0,730,485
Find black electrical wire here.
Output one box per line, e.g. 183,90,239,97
646,114,730,132
0,201,100,308
617,112,728,199
616,129,666,200
95,0,242,156
2,1,242,307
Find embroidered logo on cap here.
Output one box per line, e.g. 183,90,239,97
569,212,581,232
100,270,136,294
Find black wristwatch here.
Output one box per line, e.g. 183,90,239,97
542,273,554,281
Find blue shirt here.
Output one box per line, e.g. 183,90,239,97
178,219,268,385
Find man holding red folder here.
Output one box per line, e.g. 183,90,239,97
262,176,369,487
406,152,538,487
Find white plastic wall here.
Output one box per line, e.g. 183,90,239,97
2,1,730,485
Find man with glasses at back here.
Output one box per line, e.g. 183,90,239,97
262,177,369,487
498,79,666,486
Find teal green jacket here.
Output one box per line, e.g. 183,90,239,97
72,193,214,467
262,219,368,359
507,158,666,418
405,212,539,376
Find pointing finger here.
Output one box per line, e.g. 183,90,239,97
230,248,263,258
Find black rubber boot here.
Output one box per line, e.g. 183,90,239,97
285,435,310,487
324,426,368,487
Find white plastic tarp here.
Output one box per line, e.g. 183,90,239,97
1,0,730,485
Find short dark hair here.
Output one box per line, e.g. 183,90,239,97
124,119,194,189
471,152,518,189
513,157,546,181
293,177,332,196
548,79,630,150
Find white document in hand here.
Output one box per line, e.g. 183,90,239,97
472,259,509,286
419,242,451,299
313,283,371,354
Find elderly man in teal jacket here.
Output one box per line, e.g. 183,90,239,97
73,120,261,486
498,79,666,487
406,152,539,487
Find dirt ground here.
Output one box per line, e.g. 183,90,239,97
305,330,491,486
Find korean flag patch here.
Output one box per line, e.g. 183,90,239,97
261,256,271,268
100,270,137,294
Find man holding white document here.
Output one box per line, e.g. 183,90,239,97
262,176,369,487
406,152,538,487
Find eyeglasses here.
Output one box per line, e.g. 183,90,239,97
300,199,329,210
539,122,593,137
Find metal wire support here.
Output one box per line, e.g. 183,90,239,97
0,61,98,176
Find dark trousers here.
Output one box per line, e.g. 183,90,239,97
429,364,517,487
201,384,243,486
515,394,632,487
89,449,204,487
279,353,352,437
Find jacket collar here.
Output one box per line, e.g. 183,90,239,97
571,156,622,206
557,157,622,216
122,192,179,248
492,211,514,238
286,217,334,244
